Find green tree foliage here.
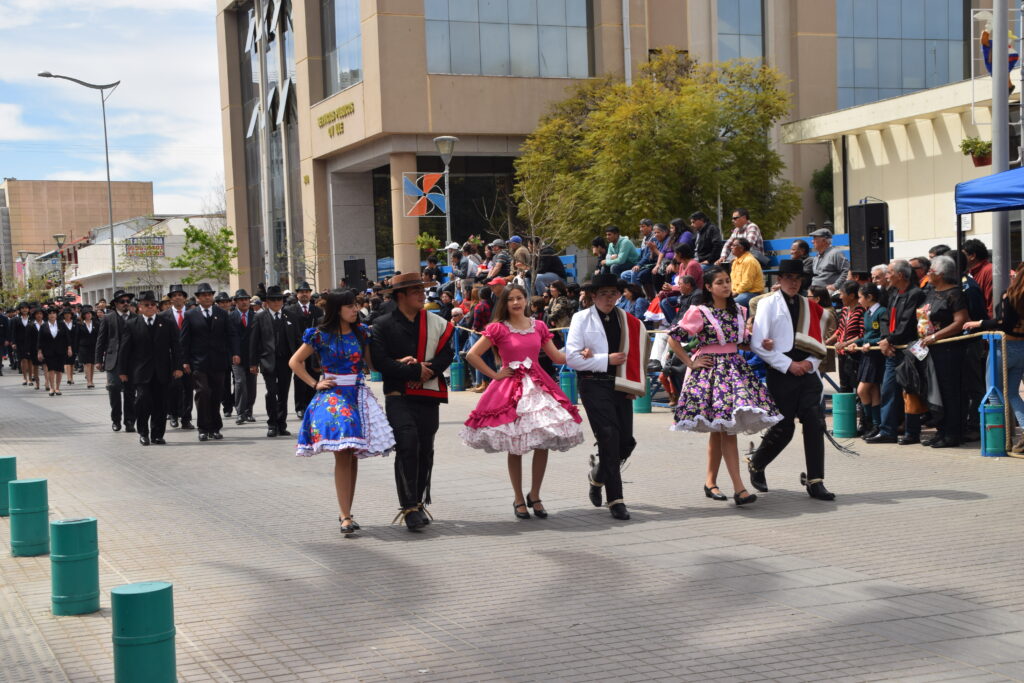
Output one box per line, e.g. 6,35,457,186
810,161,835,222
168,218,239,285
0,274,56,309
513,52,802,246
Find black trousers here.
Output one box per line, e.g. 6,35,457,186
931,343,965,443
167,373,193,422
134,379,168,439
385,396,439,508
106,370,135,427
751,369,825,481
262,361,292,429
221,371,234,414
232,364,257,417
192,370,225,434
294,361,317,415
579,377,635,504
837,353,860,395
962,338,986,430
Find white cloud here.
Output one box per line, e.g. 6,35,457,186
0,103,54,140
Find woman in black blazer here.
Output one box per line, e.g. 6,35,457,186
76,307,100,388
60,308,79,384
26,308,45,390
37,308,72,396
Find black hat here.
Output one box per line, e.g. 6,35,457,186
60,307,74,316
17,301,28,309
80,306,94,317
295,281,312,292
582,273,626,293
264,285,285,300
214,291,230,303
233,288,251,299
777,259,806,276
167,284,186,296
137,290,157,303
194,283,215,295
112,289,134,301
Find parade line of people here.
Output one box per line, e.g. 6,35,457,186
3,256,865,534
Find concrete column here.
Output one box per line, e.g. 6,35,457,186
329,172,377,286
389,152,419,275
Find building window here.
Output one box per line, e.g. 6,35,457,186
837,0,967,109
425,0,593,78
717,0,763,62
322,0,362,96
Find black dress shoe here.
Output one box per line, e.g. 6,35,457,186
266,428,278,438
138,435,150,446
170,417,179,428
223,408,232,417
513,501,530,519
747,459,768,492
277,428,291,437
898,435,920,445
734,489,757,506
588,482,603,507
198,432,209,442
609,502,630,520
417,504,431,525
806,480,836,500
180,421,195,431
151,438,166,445
112,422,122,432
704,485,728,501
235,417,246,425
526,495,547,519
245,414,256,423
403,509,425,531
124,423,136,433
865,433,897,444
930,437,959,448
211,431,223,440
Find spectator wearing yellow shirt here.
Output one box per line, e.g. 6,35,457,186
729,238,764,307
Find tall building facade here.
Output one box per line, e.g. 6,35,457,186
217,0,978,291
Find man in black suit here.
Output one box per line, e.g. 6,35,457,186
160,284,194,430
249,285,300,437
96,290,137,432
230,289,257,424
180,283,239,441
286,281,322,418
118,291,183,446
215,291,235,417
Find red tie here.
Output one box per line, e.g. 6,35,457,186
242,313,247,328
176,310,183,329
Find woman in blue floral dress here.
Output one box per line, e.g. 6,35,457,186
290,290,395,534
667,266,781,506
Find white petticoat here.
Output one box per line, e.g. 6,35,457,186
670,406,783,435
295,384,396,457
459,374,584,456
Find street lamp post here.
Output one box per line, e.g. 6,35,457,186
18,250,28,286
53,234,66,298
433,136,459,261
38,71,120,297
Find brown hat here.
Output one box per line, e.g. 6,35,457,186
384,272,426,293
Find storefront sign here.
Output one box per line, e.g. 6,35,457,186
317,102,356,138
125,236,165,257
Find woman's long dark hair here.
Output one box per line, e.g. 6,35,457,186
318,289,366,346
492,284,530,323
700,266,737,315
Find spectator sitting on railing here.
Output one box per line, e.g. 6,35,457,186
590,236,607,275
600,225,639,276
485,239,511,283
717,208,764,266
810,227,849,292
533,243,567,295
964,262,1024,453
622,220,658,297
729,238,765,308
691,211,722,268
790,239,814,279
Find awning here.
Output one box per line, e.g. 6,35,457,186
955,166,1024,215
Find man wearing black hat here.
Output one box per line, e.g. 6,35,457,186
230,289,257,424
160,284,194,430
565,273,650,521
181,283,239,441
118,291,183,446
370,271,455,531
97,290,137,432
747,259,835,500
249,285,300,437
214,291,235,417
286,281,322,418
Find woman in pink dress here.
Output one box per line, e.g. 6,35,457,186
460,284,584,520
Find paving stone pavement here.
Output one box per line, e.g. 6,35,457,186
1,371,1023,682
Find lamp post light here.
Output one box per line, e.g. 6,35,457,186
38,71,120,296
433,135,459,258
53,233,66,297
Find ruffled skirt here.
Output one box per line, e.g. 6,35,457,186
296,383,395,457
672,352,782,435
459,373,584,456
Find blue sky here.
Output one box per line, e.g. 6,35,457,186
0,0,223,213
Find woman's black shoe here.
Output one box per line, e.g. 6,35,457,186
704,485,728,501
526,495,548,518
339,516,356,534
734,489,757,506
513,501,530,519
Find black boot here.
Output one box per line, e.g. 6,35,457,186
746,457,768,492
588,452,603,507
608,501,630,520
802,474,835,501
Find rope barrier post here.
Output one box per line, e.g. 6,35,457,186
980,333,1008,457
831,393,858,438
50,518,100,616
112,581,176,682
9,478,49,557
633,377,652,413
0,456,16,517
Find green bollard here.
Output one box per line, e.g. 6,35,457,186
51,518,100,616
9,478,49,557
112,581,176,683
0,456,16,516
831,393,858,438
633,378,652,413
369,370,382,382
559,366,578,405
982,401,1007,457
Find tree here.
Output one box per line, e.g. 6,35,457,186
169,218,239,285
513,52,802,246
0,274,55,309
811,161,834,222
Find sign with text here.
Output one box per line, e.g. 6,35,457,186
125,236,165,257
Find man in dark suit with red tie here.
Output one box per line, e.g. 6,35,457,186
160,284,194,430
180,283,240,441
229,289,257,424
286,281,322,418
250,285,300,437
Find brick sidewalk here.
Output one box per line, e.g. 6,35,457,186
1,372,1023,681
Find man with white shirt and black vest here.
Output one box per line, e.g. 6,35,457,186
160,284,194,430
180,283,239,441
249,285,301,437
286,281,322,418
96,289,137,433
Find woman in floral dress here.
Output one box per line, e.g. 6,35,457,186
291,290,395,534
667,266,781,506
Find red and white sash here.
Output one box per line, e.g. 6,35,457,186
794,297,828,360
406,311,455,399
613,308,650,396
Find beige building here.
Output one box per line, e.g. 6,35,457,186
0,179,154,283
217,0,977,291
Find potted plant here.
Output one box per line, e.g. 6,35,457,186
960,136,993,167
